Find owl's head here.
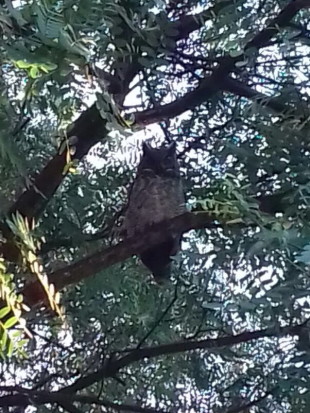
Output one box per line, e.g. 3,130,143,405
138,141,180,177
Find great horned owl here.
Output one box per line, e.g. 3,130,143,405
122,141,186,281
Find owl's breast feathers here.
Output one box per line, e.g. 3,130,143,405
123,174,186,236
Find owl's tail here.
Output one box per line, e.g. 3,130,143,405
151,263,172,283
140,239,176,283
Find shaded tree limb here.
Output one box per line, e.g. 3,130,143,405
0,389,166,413
221,77,294,116
40,187,288,254
0,321,305,409
0,106,105,261
64,322,307,393
133,74,290,126
136,0,309,124
21,211,219,306
17,202,285,308
69,395,168,413
0,3,220,261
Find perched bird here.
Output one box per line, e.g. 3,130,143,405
122,140,186,282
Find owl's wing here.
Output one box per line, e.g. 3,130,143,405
120,175,150,238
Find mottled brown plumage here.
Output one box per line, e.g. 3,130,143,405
122,141,186,281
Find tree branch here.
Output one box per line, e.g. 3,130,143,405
0,321,305,409
71,395,168,413
0,388,168,413
0,3,219,261
221,77,293,115
21,211,219,306
64,322,306,393
135,0,309,124
20,186,296,307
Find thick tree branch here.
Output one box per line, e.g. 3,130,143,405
0,320,305,410
21,212,218,306
17,193,293,308
9,0,306,219
0,389,167,413
38,187,288,254
136,0,309,124
70,396,168,413
64,322,306,393
0,106,105,261
134,76,290,126
221,77,293,115
0,3,220,261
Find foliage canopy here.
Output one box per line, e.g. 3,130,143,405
0,0,310,412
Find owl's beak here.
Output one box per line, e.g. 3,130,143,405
167,141,176,152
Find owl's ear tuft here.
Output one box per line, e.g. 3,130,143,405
167,141,176,154
142,141,152,155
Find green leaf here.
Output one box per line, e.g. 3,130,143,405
14,60,32,69
1,329,8,351
164,27,179,37
114,38,128,48
229,49,244,58
40,62,58,72
138,57,152,67
146,34,159,47
4,316,18,329
29,66,40,78
0,307,11,319
235,60,248,67
7,339,14,357
201,302,223,310
296,244,310,264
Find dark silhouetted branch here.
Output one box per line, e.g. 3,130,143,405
21,212,218,306
0,3,220,261
222,77,293,116
0,388,167,413
65,322,307,393
70,395,168,413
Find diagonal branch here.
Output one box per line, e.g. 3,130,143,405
133,75,289,126
0,3,222,261
21,211,219,306
221,77,293,115
70,395,168,413
5,3,221,223
0,389,167,413
135,0,309,124
18,190,296,308
64,321,307,393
